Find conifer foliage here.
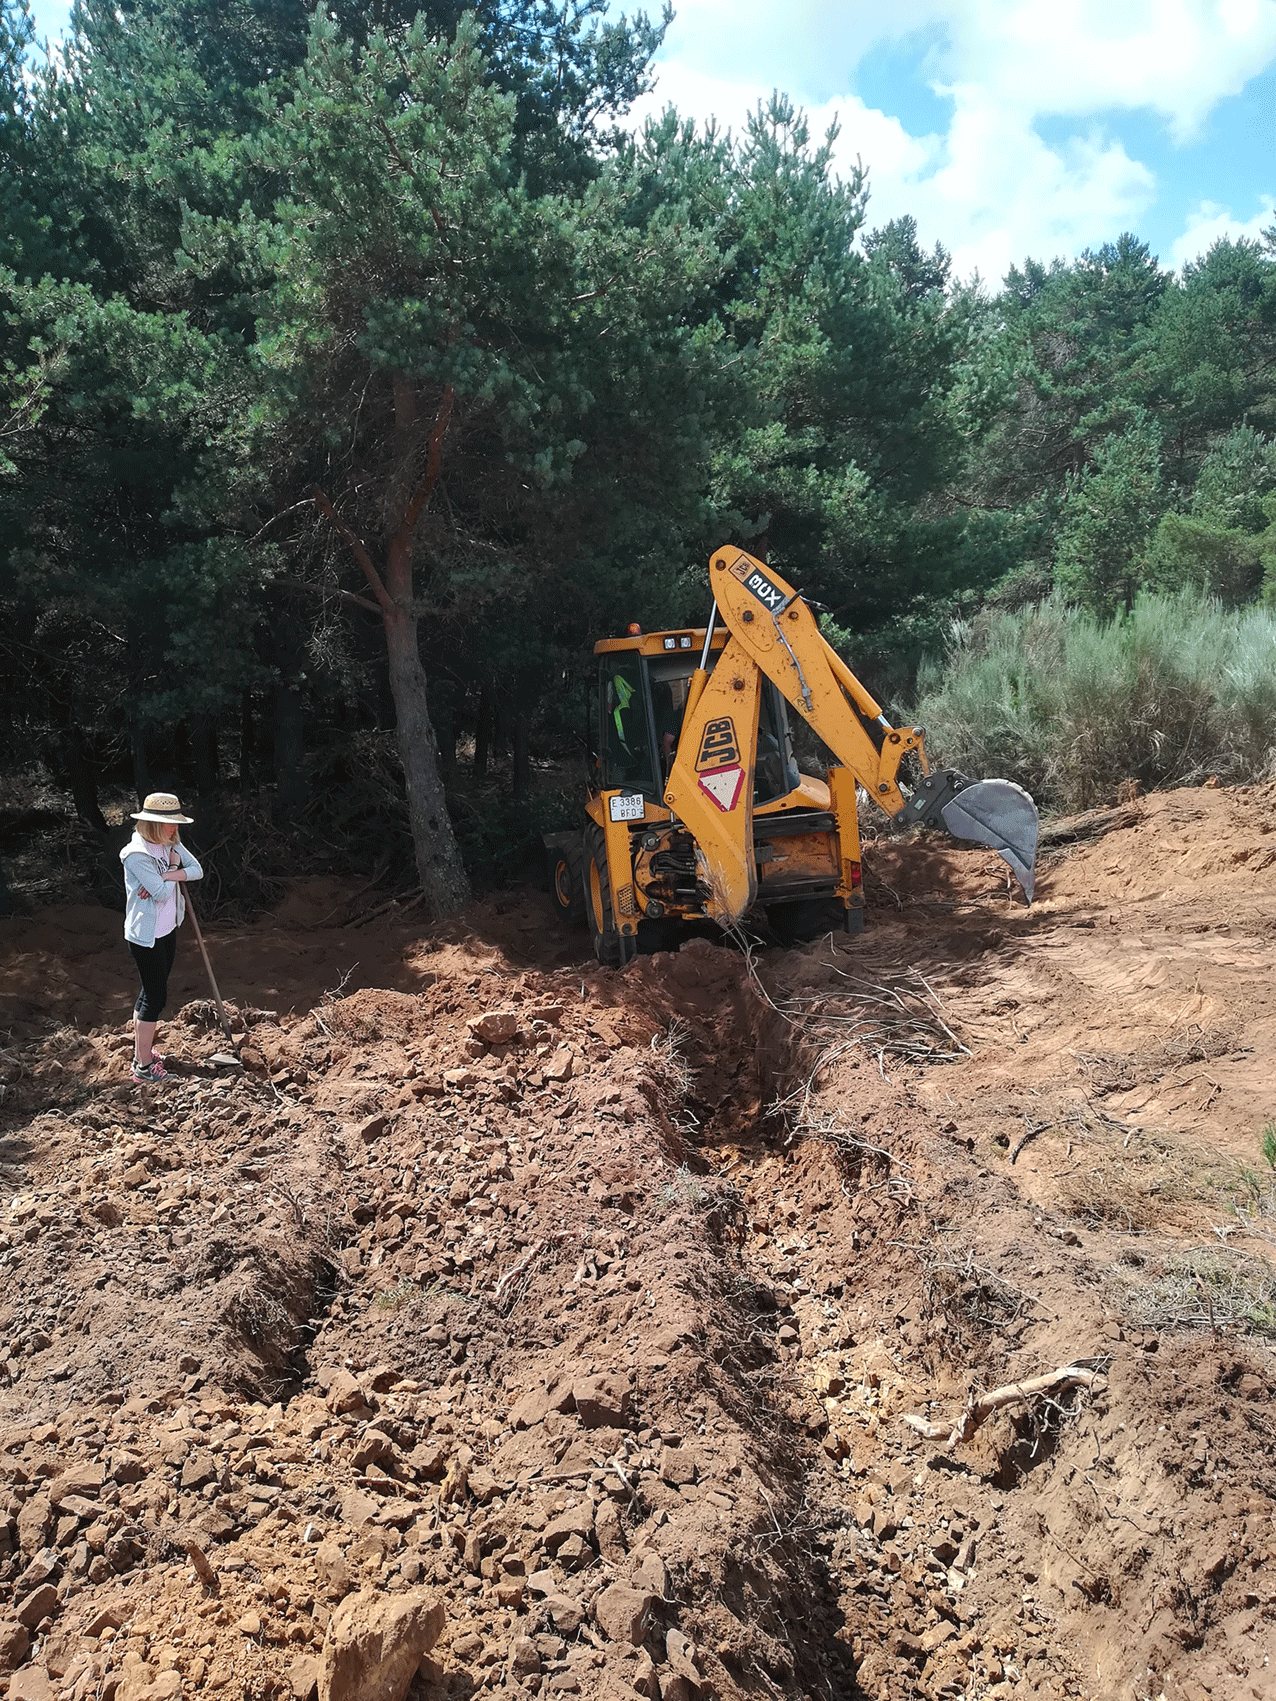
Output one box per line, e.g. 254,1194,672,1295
1,0,1275,900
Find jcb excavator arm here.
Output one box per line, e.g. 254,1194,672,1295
664,547,1038,926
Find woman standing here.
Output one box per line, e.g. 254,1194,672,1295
119,793,203,1083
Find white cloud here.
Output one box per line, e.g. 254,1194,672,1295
973,0,1276,138
628,67,1158,284
644,0,1276,136
1168,195,1276,269
891,90,1158,278
624,0,1276,284
627,63,939,178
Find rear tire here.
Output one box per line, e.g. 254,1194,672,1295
548,838,586,927
585,825,625,967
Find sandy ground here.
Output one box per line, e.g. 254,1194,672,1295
0,780,1274,1701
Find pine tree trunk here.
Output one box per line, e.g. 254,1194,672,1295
194,717,219,799
239,690,254,794
54,727,108,833
274,682,307,819
384,606,470,916
131,722,151,804
316,378,470,918
513,711,530,800
474,688,491,781
435,681,458,782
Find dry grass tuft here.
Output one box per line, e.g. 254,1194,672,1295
1053,1125,1241,1232
1122,1247,1276,1340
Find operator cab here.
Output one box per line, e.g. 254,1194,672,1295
594,629,799,807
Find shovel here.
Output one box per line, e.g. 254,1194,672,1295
184,890,237,1052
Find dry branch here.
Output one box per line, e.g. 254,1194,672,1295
494,1238,545,1312
902,1362,1104,1447
1038,806,1142,848
312,487,395,620
185,1541,218,1587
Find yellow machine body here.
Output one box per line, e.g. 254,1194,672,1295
561,547,1037,965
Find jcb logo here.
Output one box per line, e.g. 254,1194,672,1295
697,718,739,770
728,553,786,611
745,570,785,611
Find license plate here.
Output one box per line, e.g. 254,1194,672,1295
608,793,645,822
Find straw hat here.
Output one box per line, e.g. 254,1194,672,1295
130,792,195,824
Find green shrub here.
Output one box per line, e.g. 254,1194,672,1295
448,781,579,891
913,590,1276,812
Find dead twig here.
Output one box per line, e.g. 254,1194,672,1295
270,1174,306,1229
902,1361,1106,1447
323,964,360,1003
185,1541,218,1588
353,892,425,929
494,1238,545,1313
1010,1117,1053,1164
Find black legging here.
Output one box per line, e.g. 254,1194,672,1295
129,931,177,1022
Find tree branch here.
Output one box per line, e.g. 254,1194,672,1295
375,114,447,236
392,383,455,556
312,486,397,621
271,576,382,617
247,499,317,547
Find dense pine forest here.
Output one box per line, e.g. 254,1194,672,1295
2,0,1275,915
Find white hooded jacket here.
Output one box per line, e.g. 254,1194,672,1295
119,833,203,948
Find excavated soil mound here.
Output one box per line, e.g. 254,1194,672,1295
0,780,1273,1701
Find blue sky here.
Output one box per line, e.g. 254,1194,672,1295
25,0,1276,286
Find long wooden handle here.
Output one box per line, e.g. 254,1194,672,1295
184,890,235,1047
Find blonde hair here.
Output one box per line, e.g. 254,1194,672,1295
138,820,179,845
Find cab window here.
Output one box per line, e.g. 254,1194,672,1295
599,658,655,793
755,680,799,803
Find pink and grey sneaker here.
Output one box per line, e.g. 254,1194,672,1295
131,1057,169,1084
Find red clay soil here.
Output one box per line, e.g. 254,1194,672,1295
0,780,1274,1701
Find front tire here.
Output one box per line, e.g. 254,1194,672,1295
548,837,586,927
585,825,625,967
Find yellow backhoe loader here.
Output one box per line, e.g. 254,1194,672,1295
546,546,1039,967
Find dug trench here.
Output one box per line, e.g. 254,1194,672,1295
0,779,1275,1701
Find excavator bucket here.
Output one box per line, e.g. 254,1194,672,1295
939,779,1039,902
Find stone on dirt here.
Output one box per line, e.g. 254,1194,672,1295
351,1429,397,1471
594,1496,627,1562
325,1369,369,1415
507,1634,541,1677
543,1503,595,1554
0,1621,30,1672
594,1584,655,1646
16,1497,52,1555
48,1462,103,1505
14,1550,58,1593
659,1446,695,1486
544,1593,587,1634
15,1584,58,1629
573,1373,630,1429
544,1049,574,1082
666,1628,702,1685
467,1011,520,1044
6,1667,55,1701
631,1550,669,1598
509,1376,575,1429
317,1587,444,1701
289,1653,321,1700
